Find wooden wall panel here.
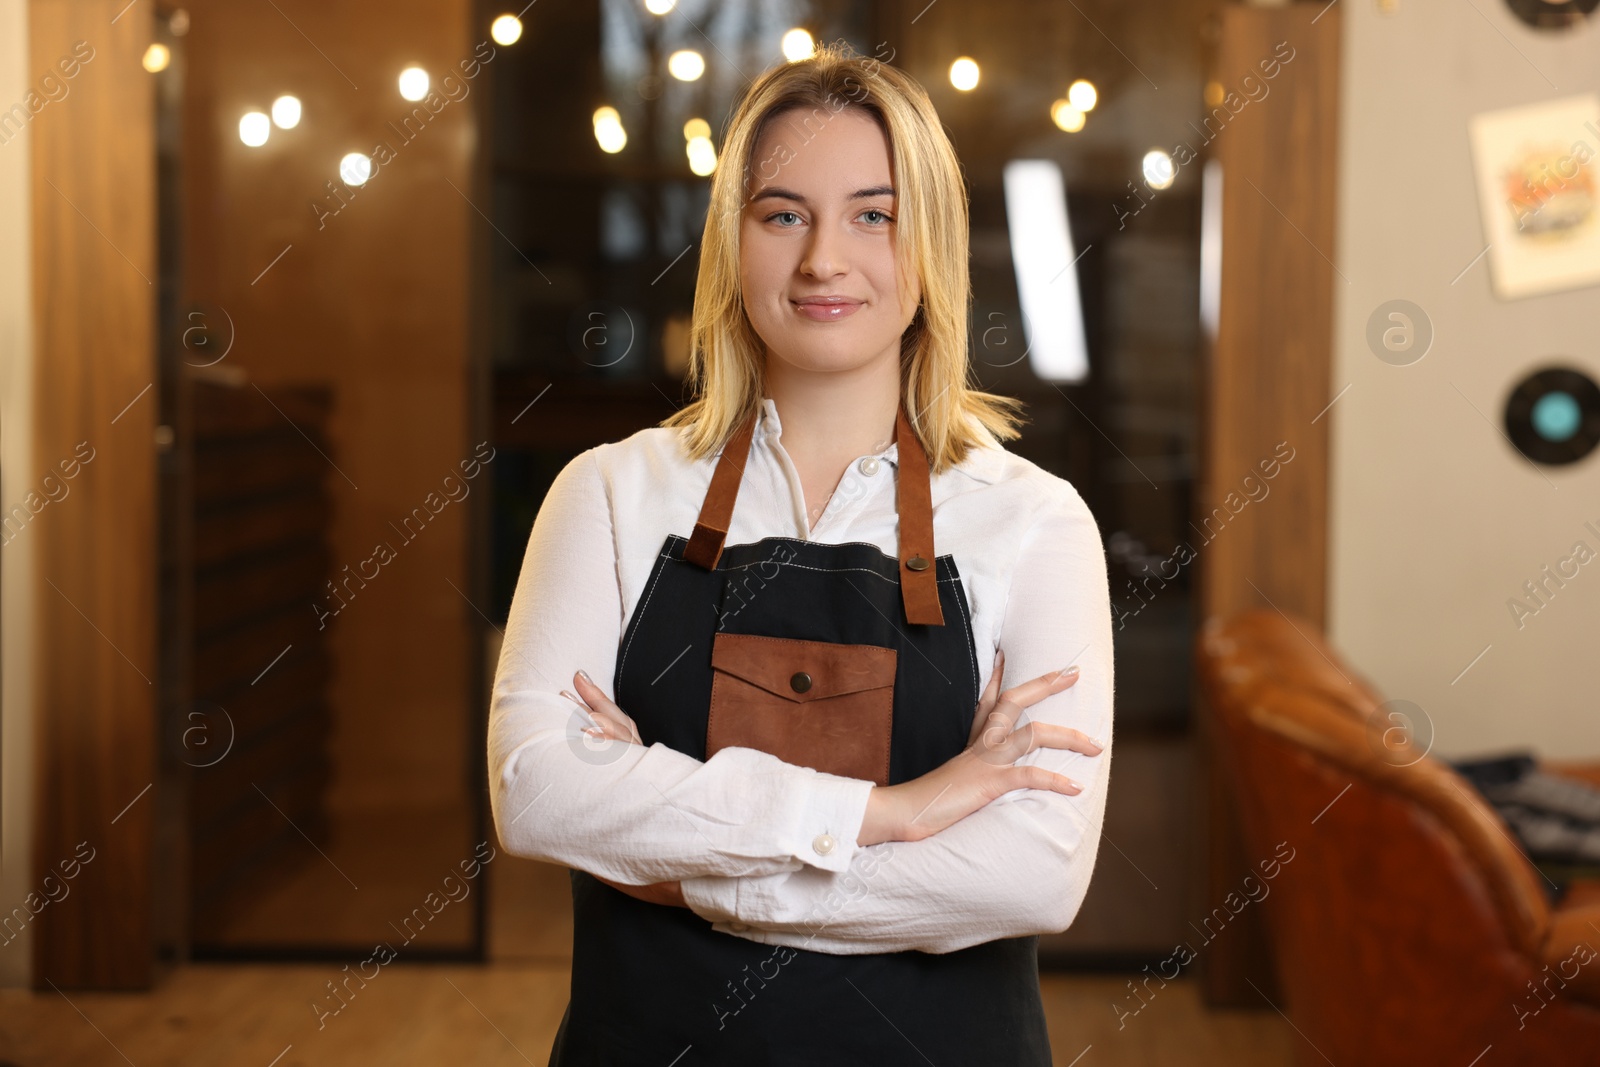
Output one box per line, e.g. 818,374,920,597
1204,3,1339,621
29,0,157,989
1197,2,1340,1006
179,0,476,818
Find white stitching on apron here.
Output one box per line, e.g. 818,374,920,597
621,533,971,682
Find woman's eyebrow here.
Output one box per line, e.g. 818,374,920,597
748,185,896,205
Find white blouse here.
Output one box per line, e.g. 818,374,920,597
488,396,1115,955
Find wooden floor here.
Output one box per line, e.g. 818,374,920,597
0,962,1294,1066
195,807,480,952
0,819,1296,1064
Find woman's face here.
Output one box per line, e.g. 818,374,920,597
739,107,920,378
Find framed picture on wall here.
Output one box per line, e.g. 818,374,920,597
1468,93,1600,300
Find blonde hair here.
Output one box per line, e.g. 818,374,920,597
660,41,1027,474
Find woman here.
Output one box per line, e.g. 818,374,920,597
489,43,1114,1065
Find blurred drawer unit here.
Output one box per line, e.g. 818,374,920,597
179,376,336,945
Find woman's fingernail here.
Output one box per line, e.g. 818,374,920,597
1055,665,1079,681
577,669,592,684
1090,736,1104,750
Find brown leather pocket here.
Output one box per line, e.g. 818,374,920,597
705,632,897,785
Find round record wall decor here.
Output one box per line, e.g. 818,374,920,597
1503,0,1599,30
1503,366,1600,466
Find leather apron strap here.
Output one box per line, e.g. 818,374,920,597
682,401,946,627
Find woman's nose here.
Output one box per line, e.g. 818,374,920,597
799,221,846,278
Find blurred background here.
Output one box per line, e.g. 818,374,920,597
3,0,1600,1063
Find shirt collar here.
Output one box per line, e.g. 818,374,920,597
756,396,1005,485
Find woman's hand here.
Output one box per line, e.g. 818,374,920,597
592,872,688,908
565,669,642,744
857,649,1103,846
566,671,689,909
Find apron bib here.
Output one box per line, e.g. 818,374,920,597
548,404,1052,1066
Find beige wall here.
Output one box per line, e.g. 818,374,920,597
1329,1,1600,758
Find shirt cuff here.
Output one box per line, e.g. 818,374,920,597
787,770,874,874
681,770,871,928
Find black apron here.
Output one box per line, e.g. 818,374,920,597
547,403,1052,1066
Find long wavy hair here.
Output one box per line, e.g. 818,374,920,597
660,40,1027,474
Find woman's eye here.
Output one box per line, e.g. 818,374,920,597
762,209,892,227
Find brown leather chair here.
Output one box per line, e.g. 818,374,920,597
1198,608,1600,1065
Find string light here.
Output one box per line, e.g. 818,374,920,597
340,152,373,187
271,95,302,129
398,67,429,102
490,14,523,45
1143,149,1176,190
594,106,627,153
686,136,716,176
667,50,705,81
239,111,270,147
781,29,815,61
1051,100,1086,132
949,57,979,91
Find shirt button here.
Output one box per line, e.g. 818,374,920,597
812,833,836,856
857,457,880,477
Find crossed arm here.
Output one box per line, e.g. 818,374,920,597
490,449,879,887
489,448,1115,955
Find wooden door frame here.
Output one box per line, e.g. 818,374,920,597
1196,1,1340,1006
28,0,158,989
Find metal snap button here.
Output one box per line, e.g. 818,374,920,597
812,833,835,856
790,671,812,693
858,456,880,476
905,556,930,571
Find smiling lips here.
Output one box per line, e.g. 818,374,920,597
791,295,864,322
